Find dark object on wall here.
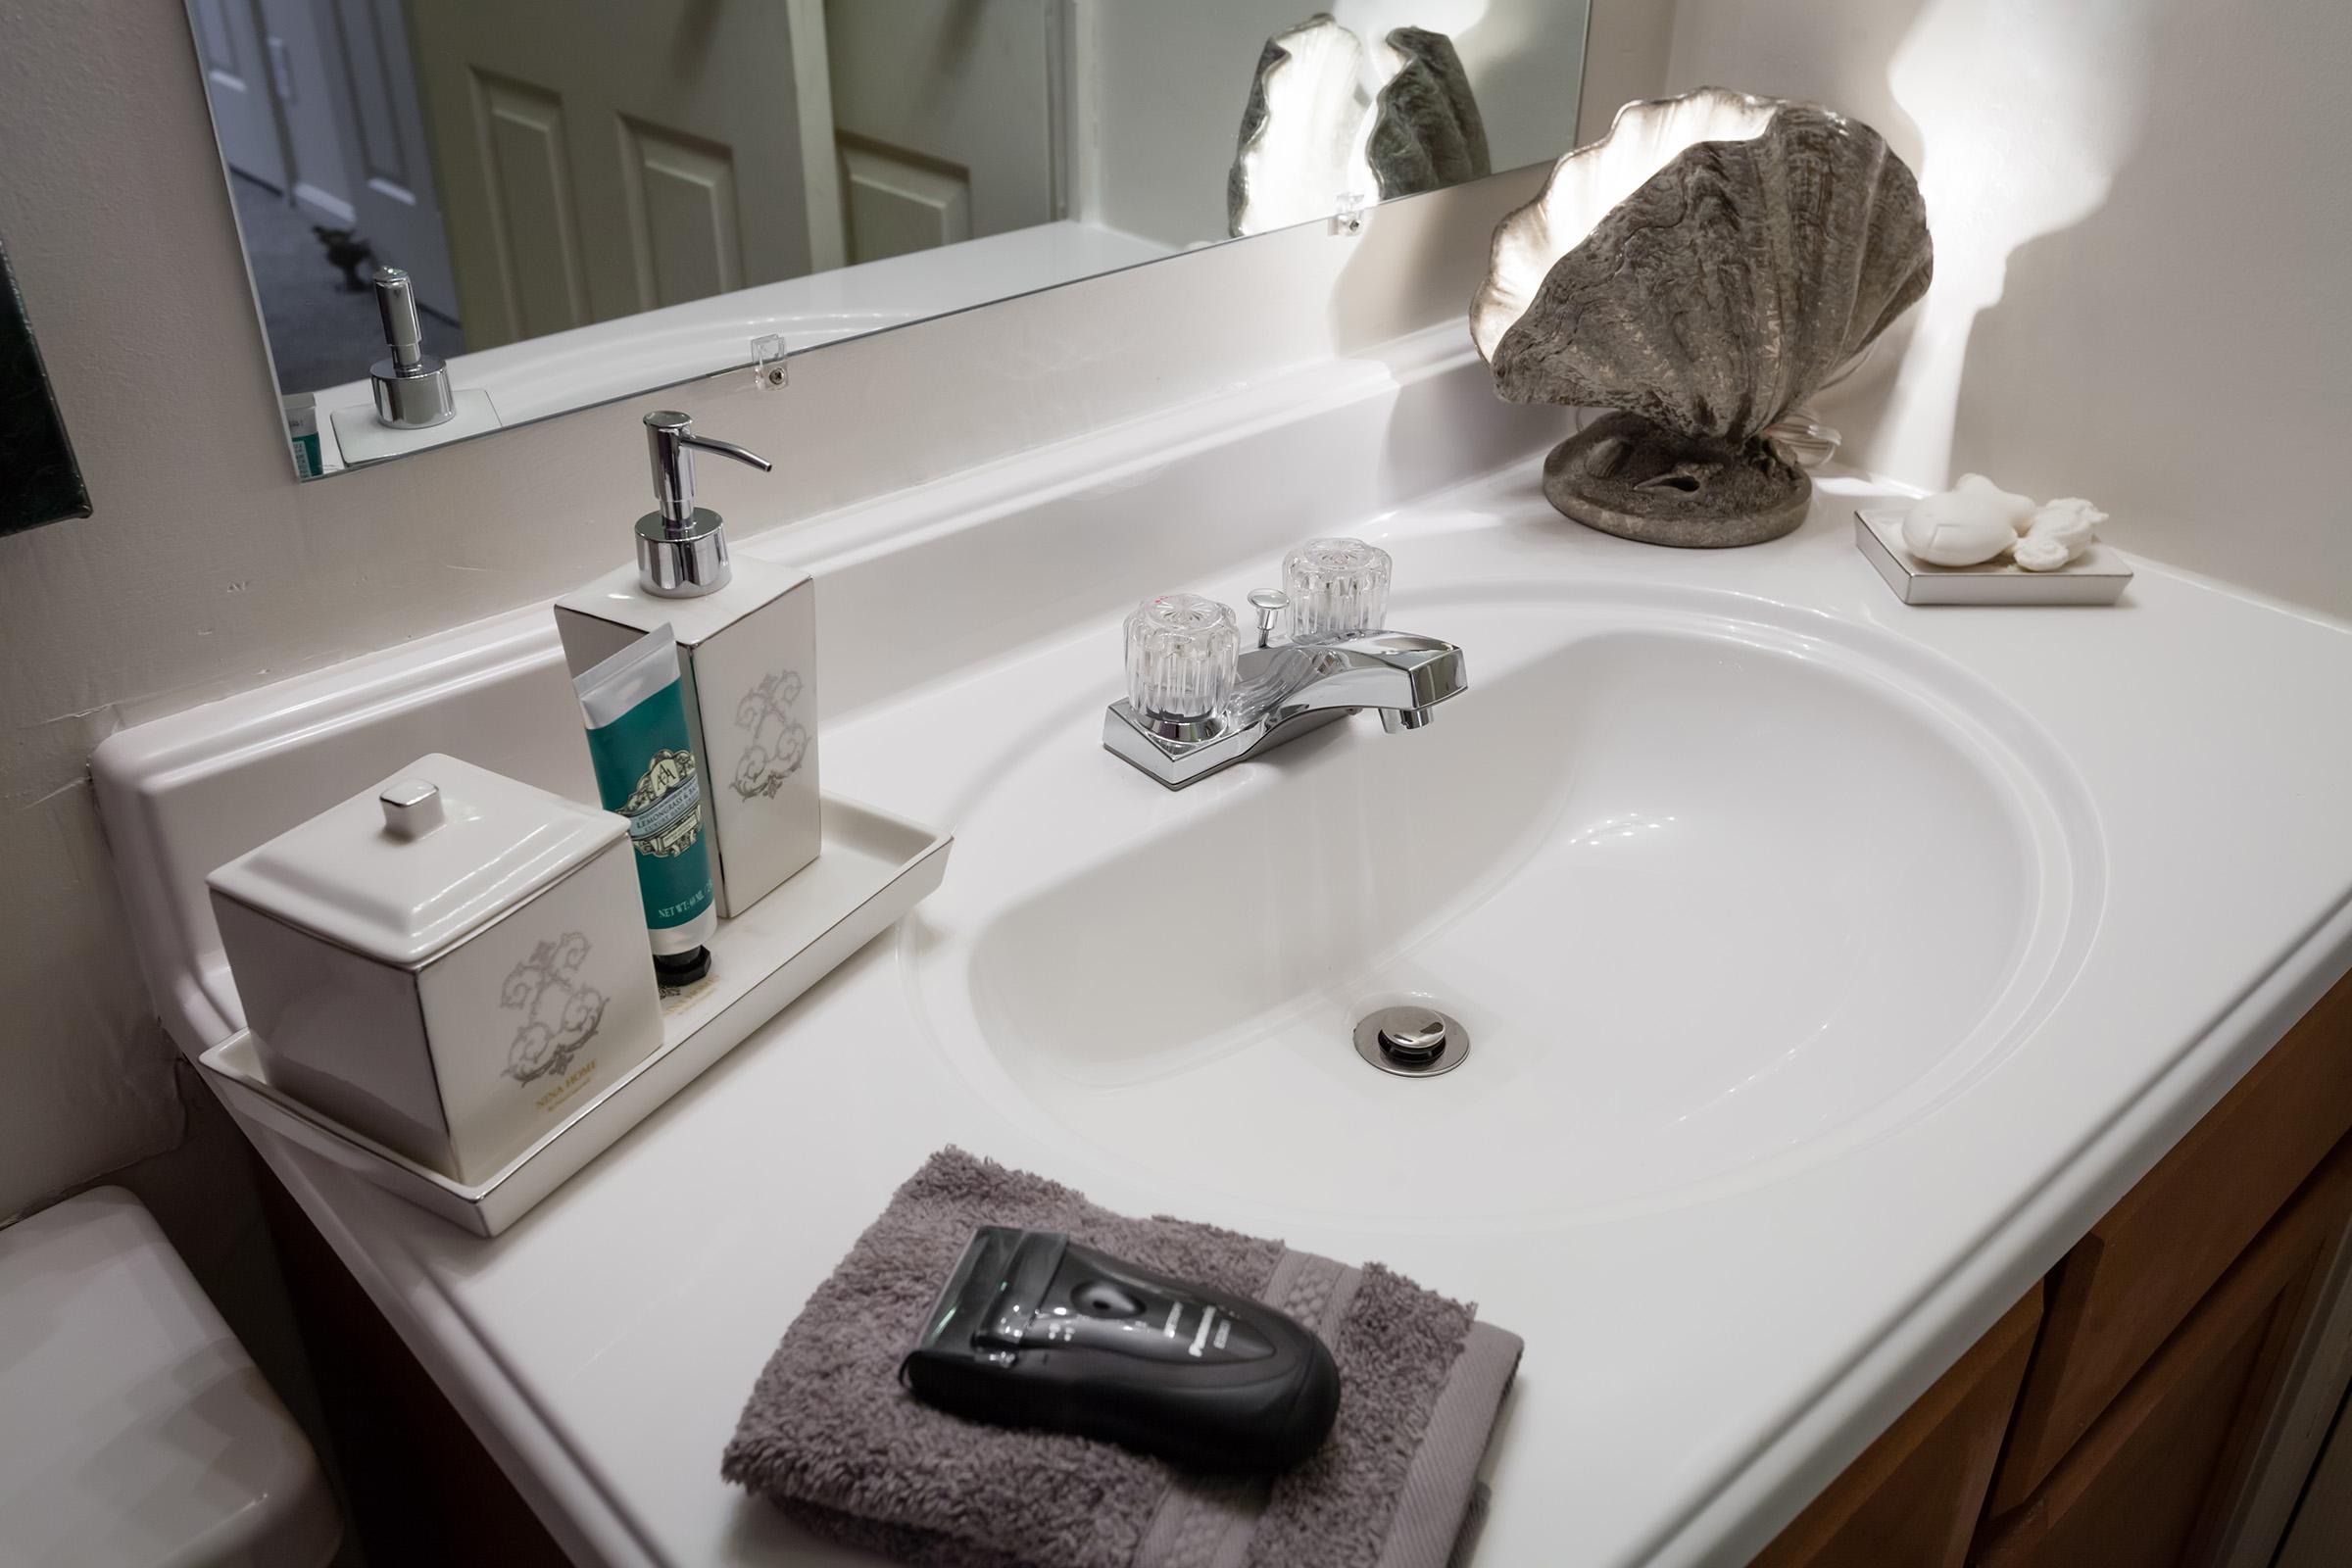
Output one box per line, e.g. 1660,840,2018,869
312,224,375,292
0,233,91,536
1471,88,1933,548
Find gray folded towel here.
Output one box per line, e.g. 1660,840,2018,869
723,1148,1522,1568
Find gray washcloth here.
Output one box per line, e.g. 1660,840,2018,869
723,1149,1522,1568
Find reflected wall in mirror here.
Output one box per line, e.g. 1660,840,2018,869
188,0,1589,477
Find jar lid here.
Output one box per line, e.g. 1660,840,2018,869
207,755,626,968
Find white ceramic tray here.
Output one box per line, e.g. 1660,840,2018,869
199,795,951,1236
1855,507,2133,605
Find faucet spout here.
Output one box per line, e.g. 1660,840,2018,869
1103,627,1466,788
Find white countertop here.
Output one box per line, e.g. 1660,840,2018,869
99,340,2352,1565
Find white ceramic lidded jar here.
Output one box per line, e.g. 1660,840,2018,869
208,755,664,1184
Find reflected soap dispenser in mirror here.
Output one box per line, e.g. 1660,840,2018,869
327,268,503,464
556,412,821,919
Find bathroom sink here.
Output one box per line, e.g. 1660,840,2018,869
909,587,2097,1226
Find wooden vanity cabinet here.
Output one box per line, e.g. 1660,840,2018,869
1987,968,2352,1517
1972,1139,2352,1566
1756,965,2352,1568
1749,1287,2043,1568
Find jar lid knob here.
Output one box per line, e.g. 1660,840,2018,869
378,779,445,840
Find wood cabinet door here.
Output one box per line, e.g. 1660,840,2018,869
1751,1287,2042,1568
1988,968,2352,1515
1973,1133,2352,1568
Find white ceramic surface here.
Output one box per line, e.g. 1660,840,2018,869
0,1188,340,1568
559,561,823,920
207,753,622,965
199,797,952,1236
91,335,2352,1568
914,587,2094,1225
208,753,664,1184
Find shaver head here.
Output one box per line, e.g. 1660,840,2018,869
912,1224,1041,1365
902,1226,1340,1471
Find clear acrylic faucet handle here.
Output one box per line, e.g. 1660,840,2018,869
1283,538,1391,641
1124,594,1239,722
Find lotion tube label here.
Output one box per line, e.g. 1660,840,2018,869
574,624,715,952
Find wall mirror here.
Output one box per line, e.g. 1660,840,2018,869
188,0,1590,479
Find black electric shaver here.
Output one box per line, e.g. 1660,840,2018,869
901,1226,1341,1470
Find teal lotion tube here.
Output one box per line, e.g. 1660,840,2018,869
573,624,717,979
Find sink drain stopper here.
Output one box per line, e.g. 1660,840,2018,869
1354,1004,1470,1077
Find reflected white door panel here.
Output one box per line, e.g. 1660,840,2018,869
190,0,288,192
318,0,461,320
407,0,826,350
826,0,1063,267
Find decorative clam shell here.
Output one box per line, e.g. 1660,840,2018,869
1229,18,1487,238
1366,28,1490,202
1470,87,1933,444
1229,16,1369,239
1472,89,1776,365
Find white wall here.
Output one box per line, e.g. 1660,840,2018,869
1575,0,1678,144
1660,0,2352,614
0,0,1665,1217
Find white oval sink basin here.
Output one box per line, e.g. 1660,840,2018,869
908,589,2097,1227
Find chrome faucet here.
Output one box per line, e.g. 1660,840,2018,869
1102,540,1466,789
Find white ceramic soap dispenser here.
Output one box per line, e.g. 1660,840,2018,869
556,411,820,918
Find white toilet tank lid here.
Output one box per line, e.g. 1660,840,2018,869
0,1187,341,1568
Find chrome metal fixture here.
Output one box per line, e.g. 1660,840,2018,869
1102,538,1465,788
367,268,457,429
1353,1004,1471,1077
635,411,775,598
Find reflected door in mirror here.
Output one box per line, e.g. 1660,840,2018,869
407,0,827,349
826,0,1064,266
321,0,462,321
190,0,288,191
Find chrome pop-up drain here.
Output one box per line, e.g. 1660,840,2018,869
1353,1005,1470,1077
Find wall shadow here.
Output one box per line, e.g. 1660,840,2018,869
1940,0,2351,612
1826,0,2170,487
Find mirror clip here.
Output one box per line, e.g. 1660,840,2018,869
751,334,789,390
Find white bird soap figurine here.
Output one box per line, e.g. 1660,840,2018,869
1899,476,2108,570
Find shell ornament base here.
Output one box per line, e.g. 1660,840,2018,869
1542,413,1812,548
